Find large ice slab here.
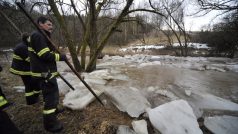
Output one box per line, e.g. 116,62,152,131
57,73,87,95
85,69,129,81
147,100,202,134
191,92,238,112
204,115,238,134
58,68,128,95
102,54,238,73
105,86,151,117
63,88,103,110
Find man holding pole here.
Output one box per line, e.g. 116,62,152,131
29,16,66,133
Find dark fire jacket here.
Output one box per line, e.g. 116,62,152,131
9,41,31,75
28,30,66,78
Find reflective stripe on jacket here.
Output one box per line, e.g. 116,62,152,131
29,30,66,78
10,42,30,76
0,96,8,108
0,87,9,110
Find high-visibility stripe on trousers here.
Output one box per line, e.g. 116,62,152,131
38,77,59,115
21,76,41,105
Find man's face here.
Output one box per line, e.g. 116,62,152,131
39,20,53,33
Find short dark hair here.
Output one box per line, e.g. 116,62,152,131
21,32,29,43
37,16,52,24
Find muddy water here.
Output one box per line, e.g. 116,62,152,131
110,65,238,104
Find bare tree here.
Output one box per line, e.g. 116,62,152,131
198,0,238,12
46,0,165,72
196,0,238,58
150,0,190,56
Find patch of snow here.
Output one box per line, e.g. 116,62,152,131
173,43,210,49
119,44,165,52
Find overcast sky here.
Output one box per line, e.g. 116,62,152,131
10,0,222,31
184,11,222,31
135,0,222,31
183,0,222,31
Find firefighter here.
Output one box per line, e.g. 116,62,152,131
29,16,66,133
0,65,22,134
9,33,40,105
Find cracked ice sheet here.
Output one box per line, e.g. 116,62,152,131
60,73,106,110
58,69,129,94
59,69,129,110
147,100,202,134
59,73,105,110
165,83,238,118
204,115,238,134
167,87,238,118
190,92,238,112
63,88,103,110
104,86,151,118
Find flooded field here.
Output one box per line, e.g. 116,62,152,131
1,47,238,133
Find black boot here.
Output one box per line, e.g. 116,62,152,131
55,105,65,115
43,113,63,133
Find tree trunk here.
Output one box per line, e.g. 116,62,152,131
88,0,97,71
86,0,134,72
48,0,82,72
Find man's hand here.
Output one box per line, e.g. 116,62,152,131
66,53,72,61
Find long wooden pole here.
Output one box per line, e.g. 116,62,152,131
16,2,104,106
1,8,76,91
58,73,76,91
0,10,22,35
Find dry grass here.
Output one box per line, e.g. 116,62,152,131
0,61,133,134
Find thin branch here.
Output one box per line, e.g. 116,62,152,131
70,0,86,32
126,9,166,18
0,9,22,35
30,2,48,13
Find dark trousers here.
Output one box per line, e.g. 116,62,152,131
21,76,40,105
21,75,31,93
39,77,59,113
